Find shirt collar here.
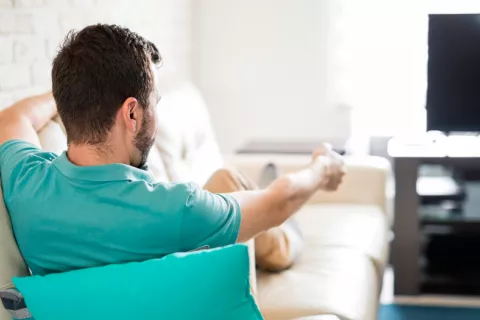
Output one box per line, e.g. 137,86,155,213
53,152,155,184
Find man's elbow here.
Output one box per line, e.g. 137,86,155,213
0,110,39,147
0,108,23,124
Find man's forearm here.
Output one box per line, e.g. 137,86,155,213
0,92,56,147
234,160,327,242
264,159,325,226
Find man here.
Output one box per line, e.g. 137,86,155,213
0,24,344,277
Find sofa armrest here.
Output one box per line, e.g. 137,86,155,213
225,154,391,215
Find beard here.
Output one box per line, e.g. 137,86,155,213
134,111,156,169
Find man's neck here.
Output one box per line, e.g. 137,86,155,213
67,144,129,167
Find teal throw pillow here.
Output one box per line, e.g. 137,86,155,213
13,244,262,320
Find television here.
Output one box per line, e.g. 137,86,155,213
427,14,480,132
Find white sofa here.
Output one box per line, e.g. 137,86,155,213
0,80,391,320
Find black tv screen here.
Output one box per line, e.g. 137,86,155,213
427,14,480,132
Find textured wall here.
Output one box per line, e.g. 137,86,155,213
0,0,192,109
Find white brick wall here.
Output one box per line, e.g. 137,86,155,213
0,64,30,90
13,36,46,62
0,0,192,109
0,37,13,63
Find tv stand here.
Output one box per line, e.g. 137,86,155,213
390,137,480,295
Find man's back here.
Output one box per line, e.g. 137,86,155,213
0,140,241,276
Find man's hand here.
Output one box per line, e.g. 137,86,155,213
311,143,346,192
234,142,347,242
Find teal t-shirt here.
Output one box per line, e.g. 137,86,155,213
0,140,241,276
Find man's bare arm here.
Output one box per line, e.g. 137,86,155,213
0,92,57,147
234,145,344,243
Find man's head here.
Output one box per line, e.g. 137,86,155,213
52,24,162,168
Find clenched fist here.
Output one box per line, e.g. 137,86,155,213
312,143,346,191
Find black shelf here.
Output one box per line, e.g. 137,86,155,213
418,182,480,226
419,216,480,295
421,273,480,295
421,220,480,233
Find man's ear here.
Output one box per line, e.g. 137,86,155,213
119,97,139,134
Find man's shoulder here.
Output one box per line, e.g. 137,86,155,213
115,180,216,226
0,139,58,181
0,139,57,163
0,139,36,155
125,180,198,208
0,139,58,198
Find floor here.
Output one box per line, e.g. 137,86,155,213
381,266,480,307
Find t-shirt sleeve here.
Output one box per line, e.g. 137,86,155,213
180,183,242,251
0,140,56,197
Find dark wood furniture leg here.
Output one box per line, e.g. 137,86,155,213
392,158,421,295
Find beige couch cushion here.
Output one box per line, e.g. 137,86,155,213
0,183,29,320
37,120,68,155
256,204,387,320
257,247,379,320
155,81,223,185
296,204,389,275
145,147,169,182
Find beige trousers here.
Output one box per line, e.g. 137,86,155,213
203,168,302,275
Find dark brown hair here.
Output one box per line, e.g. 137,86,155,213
52,24,161,144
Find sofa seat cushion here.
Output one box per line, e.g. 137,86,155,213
295,204,389,274
256,247,378,320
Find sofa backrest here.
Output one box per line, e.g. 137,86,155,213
155,80,223,185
